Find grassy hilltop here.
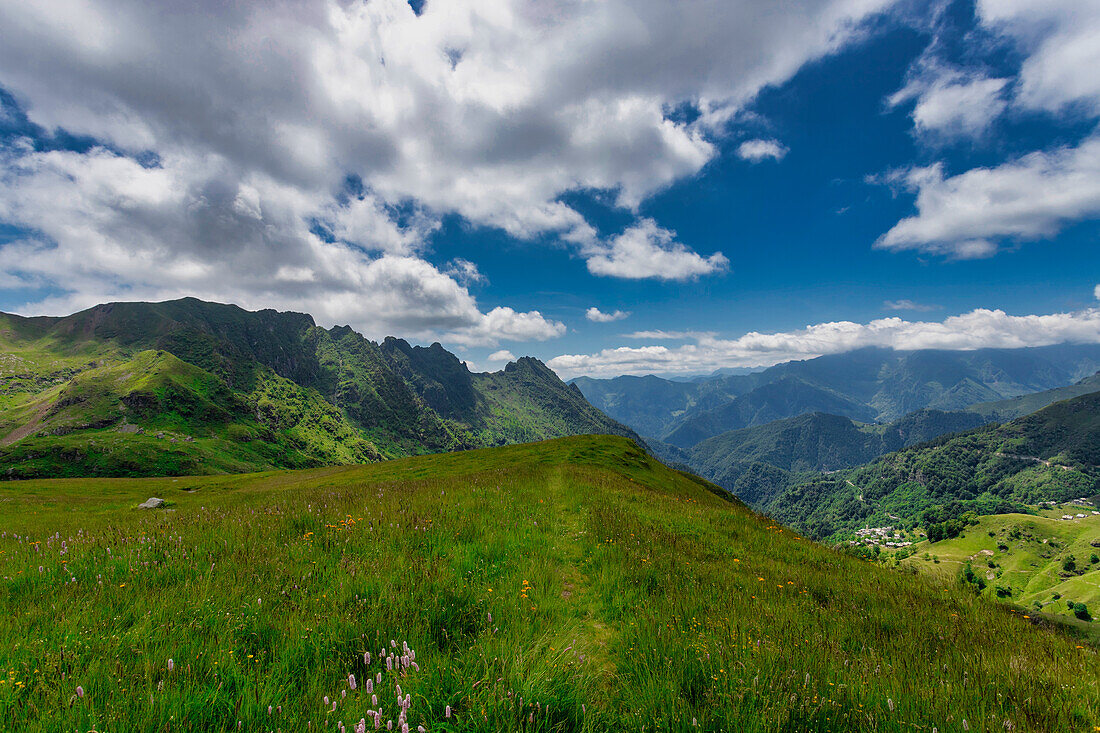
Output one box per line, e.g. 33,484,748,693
1,435,1097,732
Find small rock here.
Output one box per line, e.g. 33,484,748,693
138,497,165,510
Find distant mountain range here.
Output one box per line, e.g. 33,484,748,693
0,298,639,478
574,346,1100,518
573,344,1100,447
769,390,1100,541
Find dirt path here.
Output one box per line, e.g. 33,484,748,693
0,399,50,446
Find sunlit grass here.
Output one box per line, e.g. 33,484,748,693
1,436,1097,731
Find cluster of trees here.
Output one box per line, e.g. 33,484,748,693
922,502,979,543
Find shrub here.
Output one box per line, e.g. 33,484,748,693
1073,602,1091,621
1062,555,1077,573
1090,554,1099,564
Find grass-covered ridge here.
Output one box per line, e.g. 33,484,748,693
0,299,640,478
1,435,1097,731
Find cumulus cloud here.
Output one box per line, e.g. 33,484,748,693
487,349,516,362
0,144,560,345
1095,284,1100,300
583,219,728,280
623,330,711,339
884,299,940,312
548,307,1100,377
891,72,1008,138
876,136,1100,257
736,138,788,162
0,0,893,329
881,0,1100,258
978,0,1100,116
585,307,630,323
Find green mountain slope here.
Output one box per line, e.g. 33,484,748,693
685,409,990,507
1,435,1096,731
770,391,1100,542
575,344,1100,448
902,510,1100,630
968,371,1100,421
0,299,640,478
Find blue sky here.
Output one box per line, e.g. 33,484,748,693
0,0,1097,377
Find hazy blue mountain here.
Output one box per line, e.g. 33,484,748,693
967,371,1100,422
574,345,1100,449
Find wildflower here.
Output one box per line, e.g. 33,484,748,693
167,658,174,672
377,672,382,684
372,694,378,706
325,696,330,705
963,721,969,731
387,721,393,730
76,686,84,698
350,674,357,690
445,705,452,718
343,689,347,698
366,679,373,694
887,699,894,712
365,652,371,665
268,706,273,715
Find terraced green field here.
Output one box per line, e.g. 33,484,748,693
1,436,1098,731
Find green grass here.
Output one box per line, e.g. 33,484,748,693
904,509,1100,631
1,436,1098,731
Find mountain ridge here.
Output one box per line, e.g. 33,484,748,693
0,298,641,478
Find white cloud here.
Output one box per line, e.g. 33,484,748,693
487,349,516,362
0,145,560,346
884,299,940,312
444,258,487,286
898,73,1008,137
583,219,728,280
585,307,630,323
1095,283,1100,300
0,0,894,325
876,136,1100,257
548,307,1100,377
978,0,1100,116
736,138,788,162
880,0,1100,258
623,330,711,340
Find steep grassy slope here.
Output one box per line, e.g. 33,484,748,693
1,435,1097,732
770,392,1100,542
686,409,990,506
0,299,640,477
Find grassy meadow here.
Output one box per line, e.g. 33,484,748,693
904,508,1100,634
0,435,1098,732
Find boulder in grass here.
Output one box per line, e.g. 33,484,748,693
138,497,165,510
